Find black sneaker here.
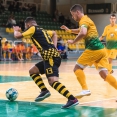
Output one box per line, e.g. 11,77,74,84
35,90,51,102
61,98,79,109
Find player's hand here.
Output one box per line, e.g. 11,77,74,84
60,25,69,31
67,40,74,44
13,26,21,31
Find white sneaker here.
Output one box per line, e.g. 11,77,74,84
8,58,12,61
3,58,6,61
75,90,91,99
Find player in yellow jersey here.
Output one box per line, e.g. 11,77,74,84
100,14,117,73
61,4,117,99
13,17,78,109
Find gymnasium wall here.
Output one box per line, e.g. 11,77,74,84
88,14,111,36
56,0,115,36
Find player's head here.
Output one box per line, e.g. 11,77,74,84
70,4,84,22
110,14,116,25
24,17,37,29
5,41,8,45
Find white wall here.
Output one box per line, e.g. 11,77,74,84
88,14,111,36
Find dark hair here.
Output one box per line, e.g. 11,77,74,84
24,17,36,23
70,4,83,13
111,14,116,17
5,41,8,43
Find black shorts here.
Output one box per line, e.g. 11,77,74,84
35,57,61,78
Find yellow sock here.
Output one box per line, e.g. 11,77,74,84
74,69,88,90
106,74,117,89
52,81,75,100
30,74,47,91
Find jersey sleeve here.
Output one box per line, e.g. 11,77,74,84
79,20,89,29
22,26,35,37
47,31,53,38
102,27,107,37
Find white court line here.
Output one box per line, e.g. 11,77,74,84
0,81,33,84
79,97,117,108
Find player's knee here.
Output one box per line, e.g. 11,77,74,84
48,77,58,86
29,66,39,75
99,70,108,80
29,68,33,75
73,65,82,72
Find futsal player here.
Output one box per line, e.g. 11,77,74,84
13,17,78,109
100,14,117,73
61,4,117,99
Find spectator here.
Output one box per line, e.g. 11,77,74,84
57,43,67,59
59,12,65,24
20,42,26,60
65,16,71,27
15,43,23,61
19,19,25,31
8,2,14,13
6,17,13,28
53,9,59,21
26,45,33,60
57,36,63,48
2,41,12,61
11,17,16,26
31,44,42,59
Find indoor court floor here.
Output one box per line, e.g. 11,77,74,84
0,59,117,117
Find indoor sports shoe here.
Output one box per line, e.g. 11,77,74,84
61,98,79,109
35,90,51,102
75,90,91,99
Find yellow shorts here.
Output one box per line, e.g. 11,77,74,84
77,48,110,71
106,49,117,59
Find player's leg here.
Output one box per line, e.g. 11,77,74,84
16,52,21,60
20,52,24,60
99,69,117,89
3,51,6,60
46,57,78,108
107,49,115,73
74,64,91,98
74,50,92,98
96,49,117,89
29,61,51,101
8,51,12,60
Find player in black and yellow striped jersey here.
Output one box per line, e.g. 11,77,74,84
13,17,78,109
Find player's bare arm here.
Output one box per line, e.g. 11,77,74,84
60,25,80,34
13,26,23,39
67,26,87,44
99,36,105,41
51,31,58,48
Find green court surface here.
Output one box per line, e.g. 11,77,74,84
0,76,32,83
0,100,117,117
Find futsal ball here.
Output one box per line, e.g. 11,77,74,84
6,88,18,101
